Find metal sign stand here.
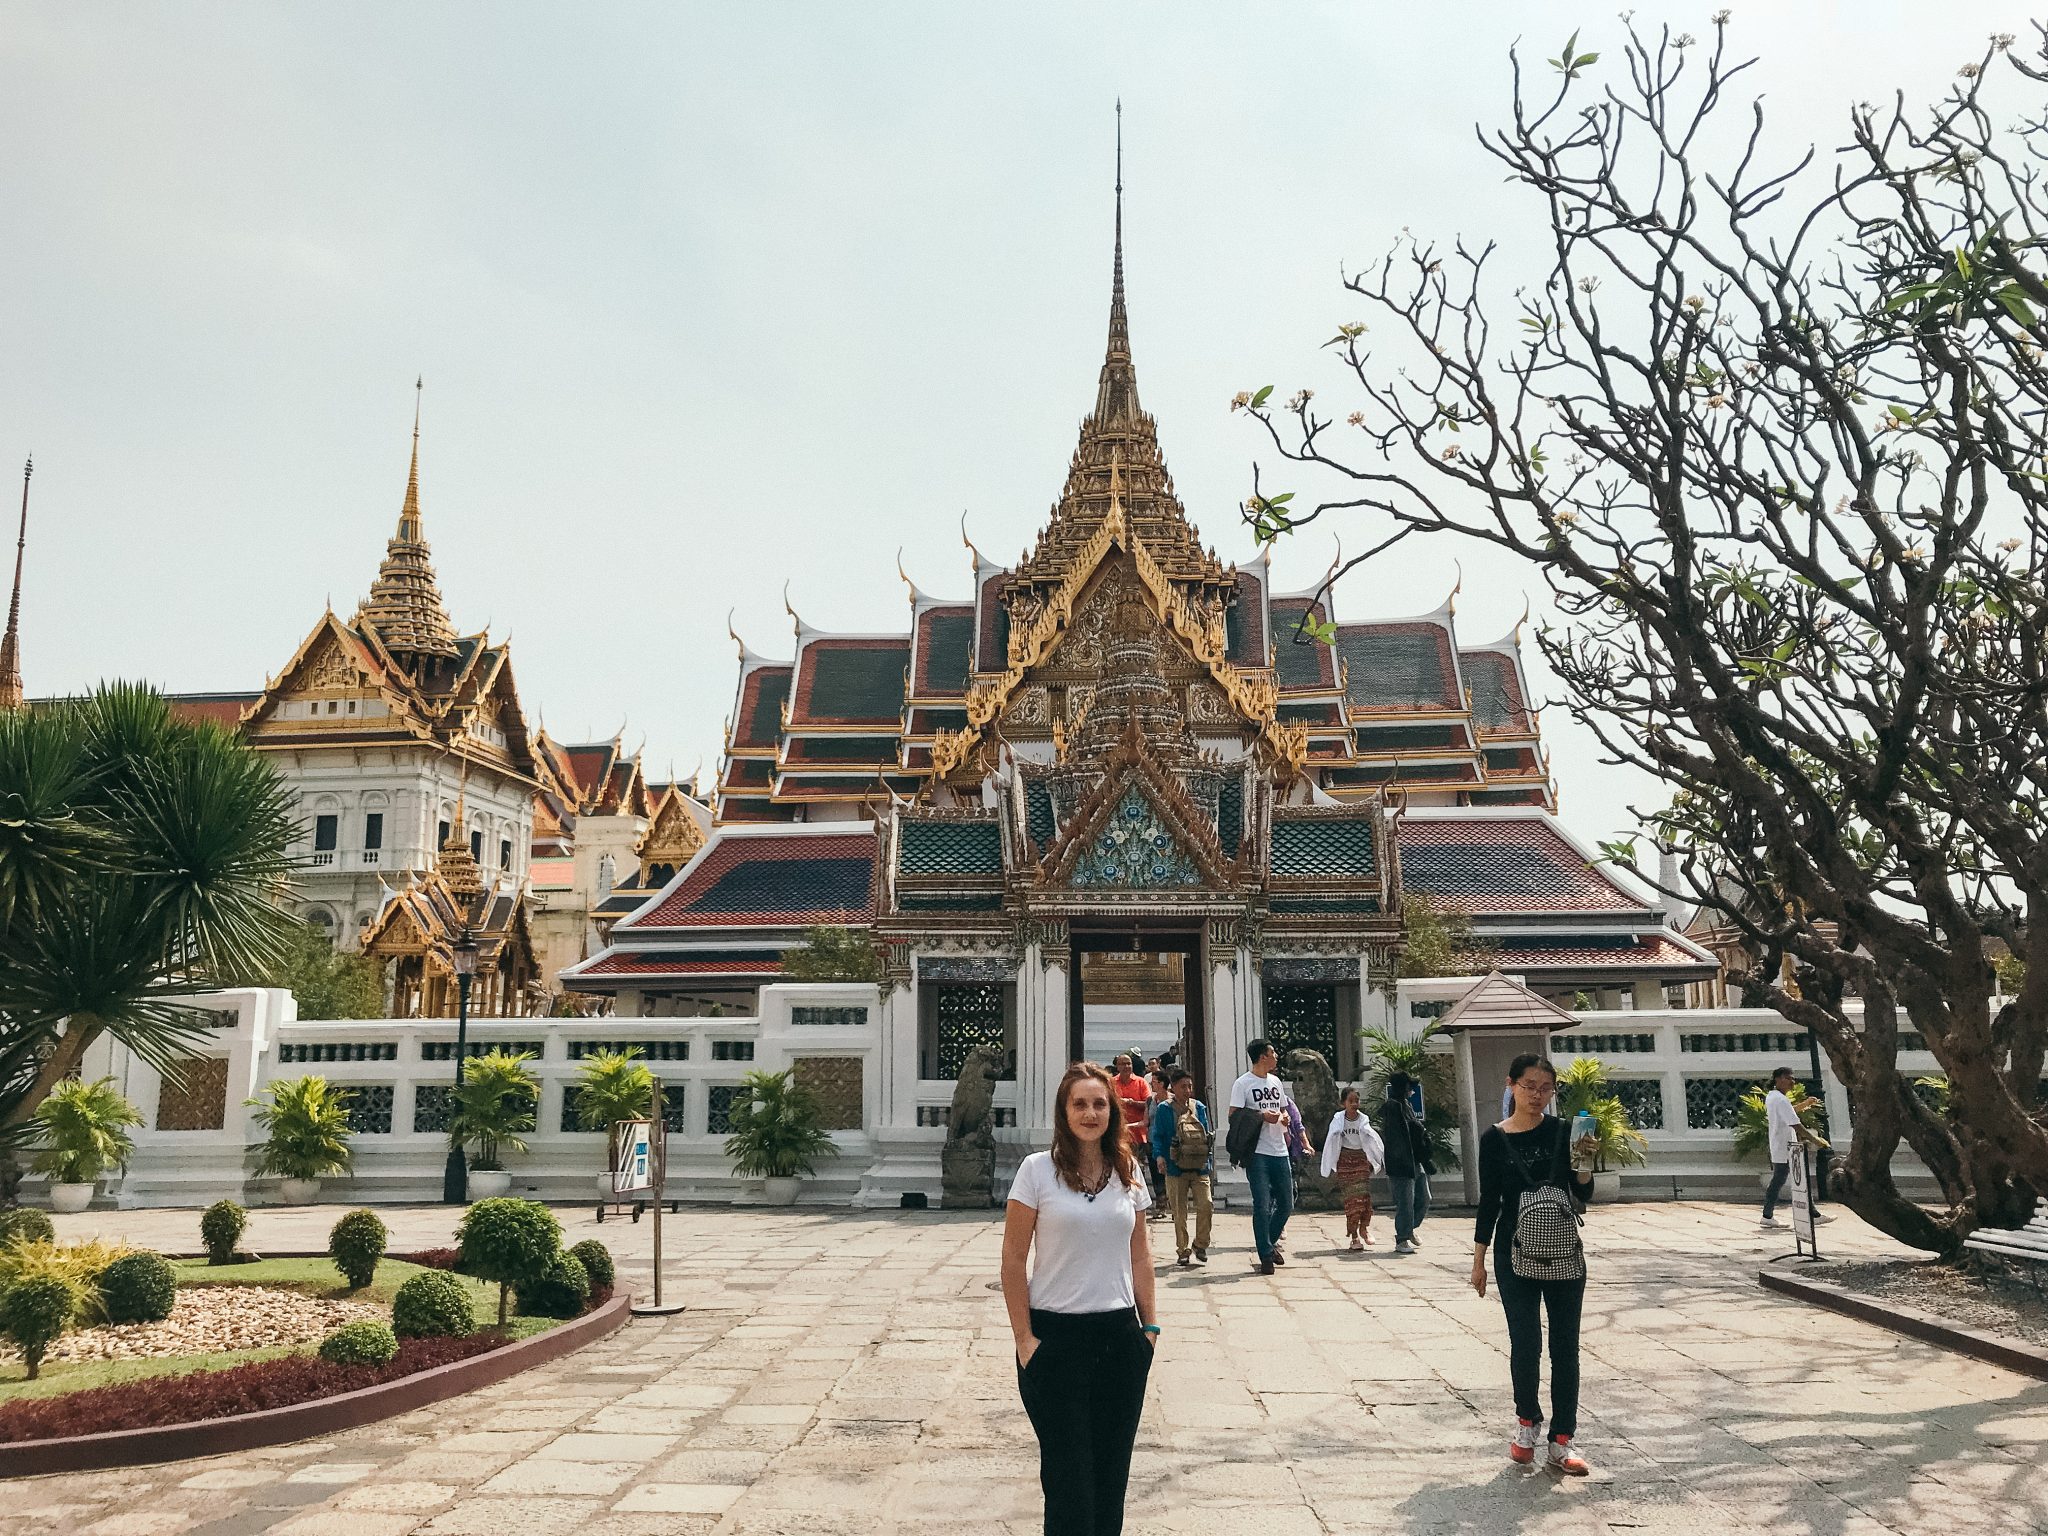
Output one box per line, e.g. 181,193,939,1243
1771,1143,1823,1265
630,1109,686,1317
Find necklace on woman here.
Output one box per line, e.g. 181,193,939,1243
1078,1162,1113,1201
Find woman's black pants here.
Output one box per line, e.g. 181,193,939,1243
1017,1307,1153,1536
1495,1258,1585,1438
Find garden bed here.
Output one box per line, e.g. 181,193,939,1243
0,1289,630,1476
1761,1258,2048,1380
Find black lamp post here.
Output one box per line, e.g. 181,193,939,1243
440,932,480,1205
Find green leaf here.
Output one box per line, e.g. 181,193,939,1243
1998,284,2038,326
1575,51,1600,67
1889,404,1915,422
1250,385,1273,409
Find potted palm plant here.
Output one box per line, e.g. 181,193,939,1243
1360,1023,1461,1172
1734,1078,1825,1186
30,1077,142,1212
247,1074,356,1202
574,1048,657,1196
449,1050,538,1199
1556,1056,1650,1199
723,1068,837,1205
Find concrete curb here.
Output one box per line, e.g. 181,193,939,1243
0,1290,633,1478
1759,1268,2048,1381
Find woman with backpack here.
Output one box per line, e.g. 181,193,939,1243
1471,1053,1597,1476
1003,1061,1159,1535
1149,1068,1213,1265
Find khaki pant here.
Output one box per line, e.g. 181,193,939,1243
1166,1171,1213,1257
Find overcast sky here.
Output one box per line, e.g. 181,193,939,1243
0,1,2022,840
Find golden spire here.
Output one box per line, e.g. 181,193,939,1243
359,379,459,662
438,779,485,902
0,458,28,710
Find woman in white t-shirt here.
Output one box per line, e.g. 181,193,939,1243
1001,1061,1159,1536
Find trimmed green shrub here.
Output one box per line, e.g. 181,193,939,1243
328,1209,387,1291
97,1251,177,1324
200,1200,246,1266
514,1250,590,1320
317,1319,398,1366
391,1269,475,1339
1,1273,79,1379
455,1198,560,1326
0,1208,55,1247
568,1239,614,1292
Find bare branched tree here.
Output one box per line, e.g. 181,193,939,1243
1237,19,2048,1254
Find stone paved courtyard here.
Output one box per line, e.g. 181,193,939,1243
24,1200,2048,1535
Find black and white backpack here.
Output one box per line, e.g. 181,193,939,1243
1509,1123,1585,1281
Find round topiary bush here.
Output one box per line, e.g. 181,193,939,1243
514,1250,590,1320
328,1209,388,1291
97,1251,177,1324
391,1268,476,1339
0,1208,55,1247
1,1272,78,1379
317,1318,398,1366
568,1239,614,1292
200,1200,246,1265
455,1198,561,1325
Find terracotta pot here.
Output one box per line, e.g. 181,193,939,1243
49,1182,94,1214
761,1176,802,1206
469,1169,512,1199
279,1177,322,1204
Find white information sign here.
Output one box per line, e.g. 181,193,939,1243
1788,1143,1820,1259
612,1119,654,1196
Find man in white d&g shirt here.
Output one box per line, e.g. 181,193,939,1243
1230,1038,1294,1274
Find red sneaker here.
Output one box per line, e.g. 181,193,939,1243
1546,1436,1589,1476
1510,1418,1540,1464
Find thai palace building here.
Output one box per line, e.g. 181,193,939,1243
560,178,1716,1202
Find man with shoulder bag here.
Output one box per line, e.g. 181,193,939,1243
1151,1069,1214,1266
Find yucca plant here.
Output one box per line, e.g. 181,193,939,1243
0,684,299,1146
246,1075,356,1180
1359,1023,1461,1171
28,1077,141,1184
722,1069,837,1179
448,1051,538,1171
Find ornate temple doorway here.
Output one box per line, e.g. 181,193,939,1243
1067,926,1209,1101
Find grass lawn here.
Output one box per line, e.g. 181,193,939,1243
171,1256,510,1322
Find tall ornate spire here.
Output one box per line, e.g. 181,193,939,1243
359,379,459,663
0,458,29,710
1009,110,1228,594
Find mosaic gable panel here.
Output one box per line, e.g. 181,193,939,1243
1070,787,1200,889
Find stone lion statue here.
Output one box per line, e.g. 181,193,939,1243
1285,1047,1342,1209
942,1045,1003,1209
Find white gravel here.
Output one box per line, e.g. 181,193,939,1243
0,1284,384,1367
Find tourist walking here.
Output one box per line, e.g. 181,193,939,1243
1111,1055,1152,1158
1471,1053,1597,1476
1377,1073,1433,1254
1319,1087,1386,1250
1228,1038,1294,1274
1761,1065,1800,1228
1150,1068,1213,1265
1144,1068,1171,1218
1002,1062,1160,1536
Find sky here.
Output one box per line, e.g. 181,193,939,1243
0,1,2025,842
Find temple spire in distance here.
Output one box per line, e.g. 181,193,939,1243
359,378,460,663
0,458,29,710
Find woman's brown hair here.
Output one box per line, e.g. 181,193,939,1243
1050,1061,1138,1193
